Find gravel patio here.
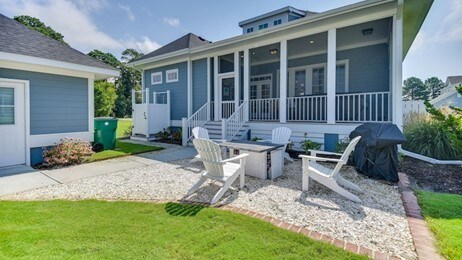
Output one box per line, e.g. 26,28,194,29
2,156,416,259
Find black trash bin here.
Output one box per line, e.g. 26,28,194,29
349,123,406,182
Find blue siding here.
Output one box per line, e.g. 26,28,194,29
144,61,188,120
192,59,207,111
0,68,89,135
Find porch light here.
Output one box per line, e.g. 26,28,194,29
270,48,278,55
309,40,314,44
362,28,373,36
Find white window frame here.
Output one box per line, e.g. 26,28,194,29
151,72,162,85
166,69,179,83
250,74,272,99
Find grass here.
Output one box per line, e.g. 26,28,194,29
0,200,365,259
90,118,163,162
416,190,462,260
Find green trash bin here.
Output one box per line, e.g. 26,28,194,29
94,117,119,150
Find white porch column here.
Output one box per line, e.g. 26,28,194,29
392,12,404,130
213,56,219,121
234,51,240,110
279,39,287,123
187,58,192,117
327,28,337,124
243,49,250,122
206,57,211,121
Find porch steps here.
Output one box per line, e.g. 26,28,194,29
203,121,250,141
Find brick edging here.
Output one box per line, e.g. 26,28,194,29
210,203,397,259
397,172,443,260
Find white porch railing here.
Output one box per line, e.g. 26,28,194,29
182,102,210,146
221,101,235,119
335,91,390,122
222,100,247,140
287,95,327,122
249,98,279,121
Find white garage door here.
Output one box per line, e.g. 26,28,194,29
0,81,26,168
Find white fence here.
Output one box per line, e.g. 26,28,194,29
132,89,170,137
402,100,427,122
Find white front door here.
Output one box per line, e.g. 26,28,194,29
0,81,26,168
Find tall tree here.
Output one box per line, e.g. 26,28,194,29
425,77,445,99
87,50,121,68
121,49,144,63
94,81,117,117
14,15,67,45
403,77,429,100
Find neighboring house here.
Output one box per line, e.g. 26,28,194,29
0,14,119,167
430,76,462,108
128,0,433,148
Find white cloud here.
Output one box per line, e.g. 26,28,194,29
0,0,161,55
118,4,135,22
434,0,462,42
123,36,161,54
163,17,180,27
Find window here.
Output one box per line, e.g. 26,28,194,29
250,74,272,99
258,23,268,30
0,87,14,125
273,19,282,26
312,67,325,94
246,27,254,33
336,64,346,93
151,72,162,85
166,69,179,83
294,70,306,96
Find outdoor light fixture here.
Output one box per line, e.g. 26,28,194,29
270,48,278,55
309,40,314,44
362,28,373,36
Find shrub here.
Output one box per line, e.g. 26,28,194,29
171,128,182,142
335,137,350,153
43,138,94,168
300,139,322,154
251,136,262,141
156,128,170,140
403,120,459,160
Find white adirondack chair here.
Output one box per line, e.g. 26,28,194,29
187,138,249,204
259,127,293,163
299,136,362,202
190,127,210,162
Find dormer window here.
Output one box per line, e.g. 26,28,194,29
274,19,282,26
258,23,268,30
246,27,254,33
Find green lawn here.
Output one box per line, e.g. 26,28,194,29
417,191,462,260
0,201,365,259
90,118,162,162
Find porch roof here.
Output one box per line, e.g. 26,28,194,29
130,0,433,67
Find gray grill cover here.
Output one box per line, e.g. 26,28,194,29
349,123,406,182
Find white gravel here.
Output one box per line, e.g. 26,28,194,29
2,159,415,259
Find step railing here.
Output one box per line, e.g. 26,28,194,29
182,102,210,146
222,100,248,141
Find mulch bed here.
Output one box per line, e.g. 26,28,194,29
400,156,462,195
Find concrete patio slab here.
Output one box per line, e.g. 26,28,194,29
0,166,58,196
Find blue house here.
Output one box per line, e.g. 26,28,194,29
430,76,462,109
0,14,119,167
129,0,433,147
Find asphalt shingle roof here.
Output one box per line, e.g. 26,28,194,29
0,14,115,70
447,76,462,85
132,33,211,62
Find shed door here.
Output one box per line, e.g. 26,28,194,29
0,81,26,167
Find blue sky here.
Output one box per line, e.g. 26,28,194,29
1,0,461,81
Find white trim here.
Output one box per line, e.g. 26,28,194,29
166,68,179,83
141,69,145,90
207,57,211,121
187,59,192,116
151,71,162,85
243,49,250,122
0,52,118,79
0,78,30,166
30,131,93,148
392,14,403,129
88,77,94,136
400,149,462,165
327,28,337,124
279,39,287,123
213,56,219,121
170,120,183,127
234,51,240,110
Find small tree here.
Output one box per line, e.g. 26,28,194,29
94,81,117,117
403,77,429,100
425,77,445,99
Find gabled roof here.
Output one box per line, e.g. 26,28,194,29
238,6,309,27
447,76,462,86
132,33,211,63
0,14,115,71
